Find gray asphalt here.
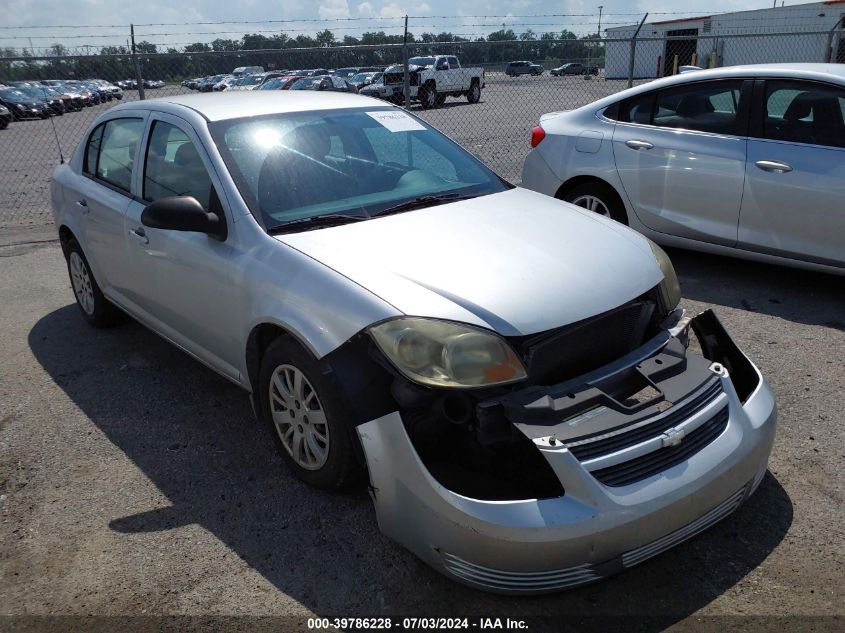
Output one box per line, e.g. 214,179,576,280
0,235,843,631
0,72,843,633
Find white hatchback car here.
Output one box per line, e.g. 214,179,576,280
522,63,845,275
51,92,775,593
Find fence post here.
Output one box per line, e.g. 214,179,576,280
130,24,145,100
403,15,410,108
826,16,843,62
627,13,648,88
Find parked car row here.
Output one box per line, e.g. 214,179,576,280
114,78,165,90
550,62,600,76
505,61,601,77
182,66,387,93
0,78,122,127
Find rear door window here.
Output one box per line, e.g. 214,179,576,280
652,81,743,134
89,118,144,193
762,80,845,148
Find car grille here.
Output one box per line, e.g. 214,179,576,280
590,406,730,487
567,377,723,461
512,299,656,384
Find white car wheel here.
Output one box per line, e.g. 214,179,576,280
269,364,330,471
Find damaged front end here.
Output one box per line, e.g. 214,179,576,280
356,309,776,594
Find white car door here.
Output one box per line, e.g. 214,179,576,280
739,79,845,268
123,113,242,381
67,114,146,298
612,79,749,246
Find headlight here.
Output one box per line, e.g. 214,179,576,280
648,240,682,310
16,104,26,111
369,318,527,388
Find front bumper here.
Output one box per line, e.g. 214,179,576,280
358,311,776,593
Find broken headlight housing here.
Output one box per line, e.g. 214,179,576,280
649,240,682,311
369,318,528,388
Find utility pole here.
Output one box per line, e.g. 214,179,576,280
596,5,603,73
130,24,145,100
403,15,410,108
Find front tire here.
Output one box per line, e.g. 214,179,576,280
259,337,361,491
65,238,123,326
419,84,438,109
561,182,628,224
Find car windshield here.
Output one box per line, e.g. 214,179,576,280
408,57,436,67
334,68,358,78
17,87,48,99
0,89,29,102
259,78,285,90
350,73,374,83
290,78,320,90
211,107,510,232
241,75,264,85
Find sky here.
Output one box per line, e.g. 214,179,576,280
0,0,811,54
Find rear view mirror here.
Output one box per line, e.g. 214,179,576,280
141,196,227,241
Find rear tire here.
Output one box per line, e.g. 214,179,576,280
467,80,481,103
258,337,362,491
561,182,628,225
64,238,123,327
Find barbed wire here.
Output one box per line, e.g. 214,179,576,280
0,11,734,30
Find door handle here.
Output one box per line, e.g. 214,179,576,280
129,227,149,245
755,160,792,173
625,139,654,150
76,199,89,214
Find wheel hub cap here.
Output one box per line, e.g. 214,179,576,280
269,364,329,470
69,252,95,315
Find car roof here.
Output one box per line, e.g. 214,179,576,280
108,91,391,121
582,63,845,111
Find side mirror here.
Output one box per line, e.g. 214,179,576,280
141,196,227,241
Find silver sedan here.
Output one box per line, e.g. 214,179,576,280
51,92,776,593
522,63,845,275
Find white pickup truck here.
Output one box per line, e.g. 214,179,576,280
378,55,484,109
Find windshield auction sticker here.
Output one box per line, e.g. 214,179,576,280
366,110,426,132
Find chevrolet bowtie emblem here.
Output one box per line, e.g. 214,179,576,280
662,427,686,448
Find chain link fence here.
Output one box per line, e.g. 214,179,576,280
1,29,842,230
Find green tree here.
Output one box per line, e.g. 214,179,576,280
135,41,157,55
211,38,240,51
315,29,336,47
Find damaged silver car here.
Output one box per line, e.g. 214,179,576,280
51,92,777,594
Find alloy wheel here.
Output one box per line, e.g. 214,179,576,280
69,251,95,315
570,194,611,217
268,364,330,470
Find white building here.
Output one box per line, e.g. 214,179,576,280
604,1,845,79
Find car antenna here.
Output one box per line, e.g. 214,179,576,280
41,83,65,163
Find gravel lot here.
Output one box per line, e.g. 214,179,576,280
0,72,843,632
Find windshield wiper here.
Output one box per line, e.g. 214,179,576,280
373,192,480,218
267,214,366,234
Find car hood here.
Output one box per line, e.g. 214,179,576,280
276,188,663,336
